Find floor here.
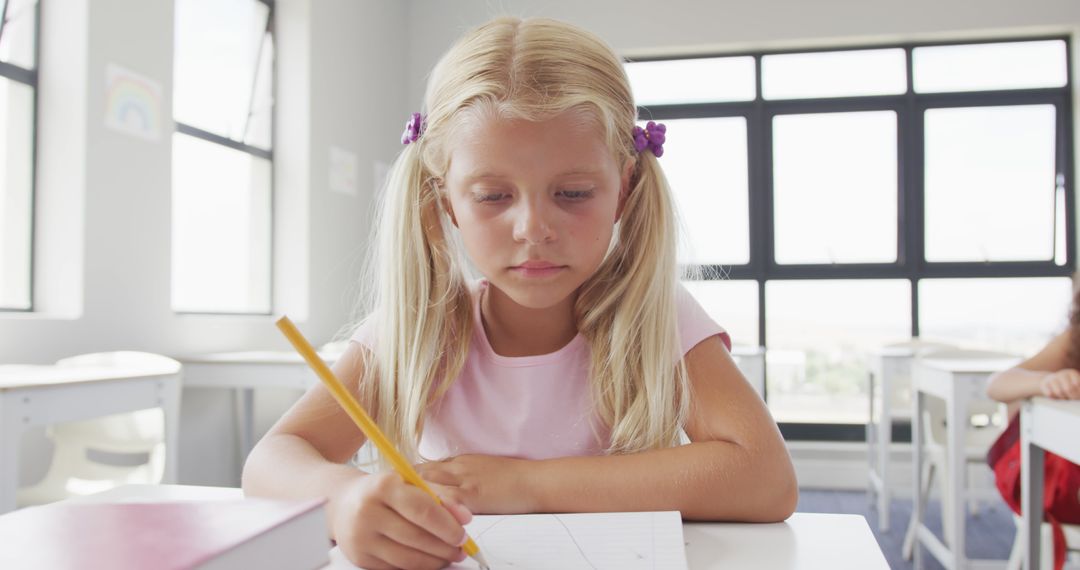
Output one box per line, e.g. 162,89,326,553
797,489,1016,569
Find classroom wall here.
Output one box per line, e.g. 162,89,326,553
6,0,409,486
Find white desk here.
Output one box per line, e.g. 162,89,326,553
868,341,956,532
911,355,1019,570
180,351,341,468
868,345,917,531
1021,397,1080,570
0,365,182,514
63,484,888,569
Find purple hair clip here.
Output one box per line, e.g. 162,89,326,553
632,121,666,157
401,112,426,145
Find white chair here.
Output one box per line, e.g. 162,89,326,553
867,339,954,531
1007,515,1080,570
16,352,181,506
902,348,1014,560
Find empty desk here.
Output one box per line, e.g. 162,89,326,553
0,364,181,514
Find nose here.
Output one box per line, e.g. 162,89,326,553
512,199,555,245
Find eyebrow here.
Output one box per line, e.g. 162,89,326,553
463,168,601,182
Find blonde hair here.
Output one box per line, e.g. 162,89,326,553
358,16,689,462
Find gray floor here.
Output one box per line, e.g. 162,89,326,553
796,489,1016,569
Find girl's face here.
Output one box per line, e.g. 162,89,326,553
442,111,631,311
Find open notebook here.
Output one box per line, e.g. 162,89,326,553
329,510,688,569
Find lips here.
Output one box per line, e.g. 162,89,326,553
510,260,567,277
515,261,562,269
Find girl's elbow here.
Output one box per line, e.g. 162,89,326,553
769,475,799,521
765,450,799,521
749,464,797,522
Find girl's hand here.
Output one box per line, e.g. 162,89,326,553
417,454,537,514
1040,369,1080,400
330,471,473,570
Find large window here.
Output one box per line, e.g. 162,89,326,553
0,0,38,311
626,38,1073,439
172,0,274,314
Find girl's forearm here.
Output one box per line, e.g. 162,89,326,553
526,441,797,522
986,368,1049,405
241,433,363,523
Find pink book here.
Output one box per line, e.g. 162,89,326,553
0,498,329,570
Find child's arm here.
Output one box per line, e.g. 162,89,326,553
418,336,798,522
987,330,1080,418
241,343,471,570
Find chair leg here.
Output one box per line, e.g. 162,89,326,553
942,466,954,547
903,460,935,560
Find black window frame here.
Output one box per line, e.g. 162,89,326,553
171,0,276,316
628,36,1074,442
0,0,40,312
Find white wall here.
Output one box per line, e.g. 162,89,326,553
5,0,409,486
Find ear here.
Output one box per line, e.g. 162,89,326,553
614,158,635,223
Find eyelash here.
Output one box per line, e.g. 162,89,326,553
472,189,595,203
473,192,509,203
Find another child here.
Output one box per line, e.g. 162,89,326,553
243,16,796,570
987,288,1080,417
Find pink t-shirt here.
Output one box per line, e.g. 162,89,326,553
350,280,729,461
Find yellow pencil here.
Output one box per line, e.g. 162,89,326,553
275,316,491,570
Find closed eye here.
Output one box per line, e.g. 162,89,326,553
557,189,594,201
473,192,510,203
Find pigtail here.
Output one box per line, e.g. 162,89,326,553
361,141,472,465
578,151,689,453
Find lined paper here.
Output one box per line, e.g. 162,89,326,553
328,511,687,569
452,511,687,569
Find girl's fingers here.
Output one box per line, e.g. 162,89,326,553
369,533,462,570
392,483,469,550
444,499,474,525
1050,380,1066,399
378,509,467,562
1066,378,1080,399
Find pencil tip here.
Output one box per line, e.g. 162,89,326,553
473,550,492,569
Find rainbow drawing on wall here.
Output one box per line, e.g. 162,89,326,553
104,63,163,142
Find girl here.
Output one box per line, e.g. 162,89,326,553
987,288,1080,416
243,16,797,570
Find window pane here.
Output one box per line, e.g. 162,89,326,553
762,48,906,100
174,0,270,143
914,40,1067,93
924,105,1057,262
919,278,1072,355
243,30,273,150
0,76,32,309
766,280,911,423
773,111,898,264
682,279,758,347
660,118,749,265
172,133,271,313
625,57,755,105
0,0,36,69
